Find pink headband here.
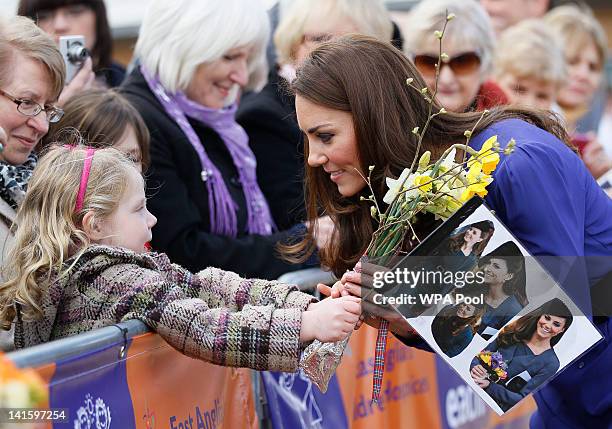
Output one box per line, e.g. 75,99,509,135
74,147,96,213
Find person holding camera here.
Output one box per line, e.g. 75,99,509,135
0,16,64,350
120,0,331,280
18,0,124,90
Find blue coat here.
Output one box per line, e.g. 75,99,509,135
470,340,560,412
431,305,476,358
477,295,523,336
400,118,612,427
474,119,612,428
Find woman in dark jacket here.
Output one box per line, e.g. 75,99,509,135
18,0,125,88
121,0,321,279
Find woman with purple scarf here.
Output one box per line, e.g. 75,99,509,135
121,0,329,279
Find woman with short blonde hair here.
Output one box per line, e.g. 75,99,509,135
544,5,611,178
237,0,395,230
274,0,393,66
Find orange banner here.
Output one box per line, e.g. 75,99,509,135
335,326,443,429
125,332,258,429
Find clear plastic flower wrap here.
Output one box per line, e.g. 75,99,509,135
299,336,350,393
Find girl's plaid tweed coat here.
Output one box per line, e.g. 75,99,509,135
15,245,315,372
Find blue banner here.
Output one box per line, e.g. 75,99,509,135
263,370,348,429
49,339,136,429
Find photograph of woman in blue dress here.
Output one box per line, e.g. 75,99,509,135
438,220,495,275
431,288,486,358
404,220,495,318
470,298,573,412
476,241,528,339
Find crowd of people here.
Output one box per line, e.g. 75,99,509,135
0,0,610,428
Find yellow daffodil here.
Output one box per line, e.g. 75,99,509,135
460,163,493,201
468,135,500,174
413,174,433,194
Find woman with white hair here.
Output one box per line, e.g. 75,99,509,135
237,0,395,230
402,0,508,113
121,0,319,279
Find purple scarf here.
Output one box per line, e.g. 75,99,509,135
141,66,275,237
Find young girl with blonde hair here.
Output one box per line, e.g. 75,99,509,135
0,145,360,371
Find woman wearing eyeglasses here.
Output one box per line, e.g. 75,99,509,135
402,0,508,113
0,16,64,350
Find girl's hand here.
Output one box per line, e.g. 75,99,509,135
342,265,418,338
300,295,361,343
58,57,95,106
470,364,488,379
317,280,347,298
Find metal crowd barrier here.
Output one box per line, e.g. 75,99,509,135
5,267,334,428
7,319,148,368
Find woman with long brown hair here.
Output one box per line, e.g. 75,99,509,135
445,221,495,267
291,35,611,427
431,288,486,358
470,298,573,412
476,241,528,339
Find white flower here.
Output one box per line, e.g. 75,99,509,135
384,168,416,204
439,147,457,172
383,168,428,204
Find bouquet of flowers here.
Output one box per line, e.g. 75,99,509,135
300,12,513,399
0,353,47,411
477,351,509,383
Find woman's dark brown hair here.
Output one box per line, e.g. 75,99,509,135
496,298,573,348
44,89,150,169
433,291,486,337
448,220,495,256
18,0,113,72
479,241,528,307
286,34,570,277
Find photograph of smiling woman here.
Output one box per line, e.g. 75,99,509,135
470,298,573,412
475,241,528,339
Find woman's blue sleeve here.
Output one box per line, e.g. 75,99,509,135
482,123,612,312
484,358,559,409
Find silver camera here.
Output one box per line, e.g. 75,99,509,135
59,35,89,84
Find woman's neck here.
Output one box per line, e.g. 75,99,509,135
486,283,508,305
526,332,552,354
460,242,473,255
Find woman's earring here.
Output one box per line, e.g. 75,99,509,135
0,143,4,152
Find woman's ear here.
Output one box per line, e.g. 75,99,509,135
81,211,106,242
504,272,514,282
